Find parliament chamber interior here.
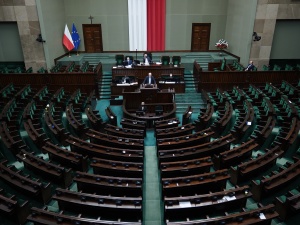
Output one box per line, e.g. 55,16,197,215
1,0,300,225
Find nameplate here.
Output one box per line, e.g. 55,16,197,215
117,84,130,86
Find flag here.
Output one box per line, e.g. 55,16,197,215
63,24,74,51
128,0,165,51
71,23,81,51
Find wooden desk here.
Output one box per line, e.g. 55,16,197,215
112,65,184,80
111,83,139,96
122,88,176,128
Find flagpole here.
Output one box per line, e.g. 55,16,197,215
68,51,71,57
76,51,79,56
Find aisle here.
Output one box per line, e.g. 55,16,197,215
143,130,164,225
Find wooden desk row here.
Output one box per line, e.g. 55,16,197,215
251,157,300,201
112,65,184,80
158,133,234,162
164,185,251,221
105,123,145,139
91,157,143,178
160,156,212,178
42,141,89,172
167,204,278,225
16,149,72,188
0,188,30,225
0,160,51,204
74,171,142,197
162,169,230,197
27,206,141,225
86,129,144,150
275,186,300,220
155,123,194,139
212,139,259,170
230,145,284,185
67,135,144,162
157,128,214,150
53,188,142,221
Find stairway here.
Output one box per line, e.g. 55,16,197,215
98,72,112,99
175,70,206,114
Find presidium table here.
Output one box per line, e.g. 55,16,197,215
111,64,185,97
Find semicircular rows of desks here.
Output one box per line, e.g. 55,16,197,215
0,79,300,224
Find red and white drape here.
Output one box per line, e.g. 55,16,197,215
128,0,166,51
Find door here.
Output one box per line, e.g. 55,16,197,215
82,24,103,53
191,23,211,51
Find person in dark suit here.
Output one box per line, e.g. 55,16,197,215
121,75,131,84
138,102,147,114
143,72,156,85
143,53,152,65
245,61,255,71
124,57,133,66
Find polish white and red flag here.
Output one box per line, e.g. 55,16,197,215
128,0,166,51
63,24,74,51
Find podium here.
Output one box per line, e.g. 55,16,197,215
122,85,176,128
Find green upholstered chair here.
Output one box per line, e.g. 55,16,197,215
161,56,170,65
125,56,134,61
172,56,181,65
263,65,269,71
115,54,124,66
214,58,226,71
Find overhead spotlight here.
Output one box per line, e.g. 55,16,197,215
253,32,261,42
36,34,46,43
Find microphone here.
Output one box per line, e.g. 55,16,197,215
136,49,137,62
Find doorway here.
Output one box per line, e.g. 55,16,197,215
82,24,103,53
191,23,211,51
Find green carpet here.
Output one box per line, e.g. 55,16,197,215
143,145,164,225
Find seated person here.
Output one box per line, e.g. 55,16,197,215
245,61,255,71
143,53,152,65
137,102,147,115
121,75,131,84
143,72,156,86
124,57,133,66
